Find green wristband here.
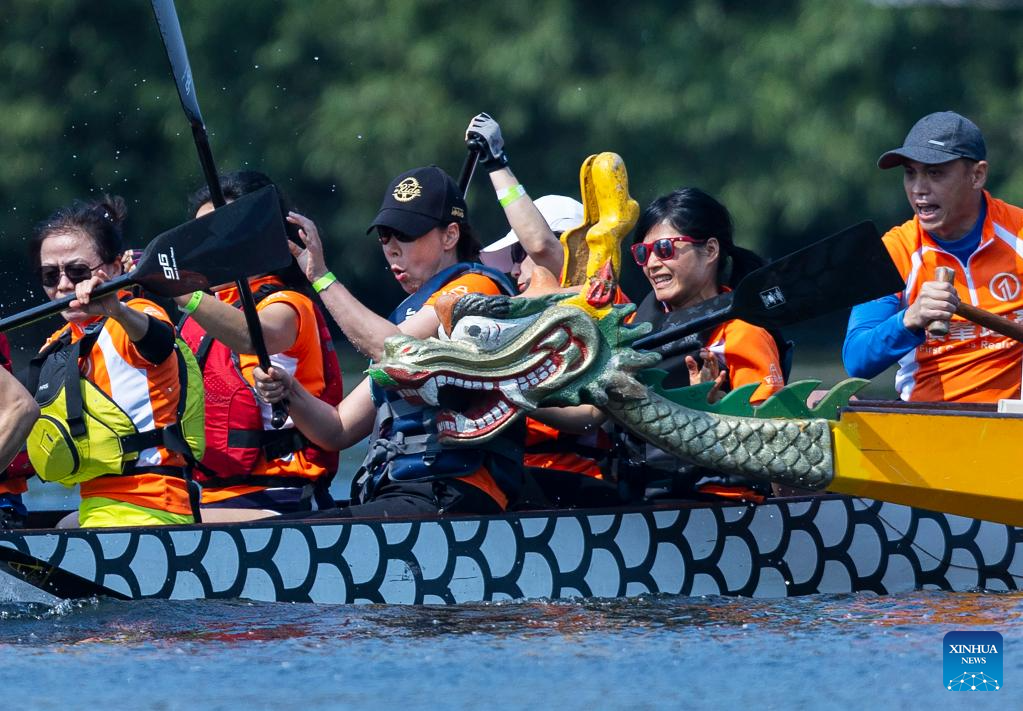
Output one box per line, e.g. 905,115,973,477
178,290,204,314
312,271,338,293
497,184,526,208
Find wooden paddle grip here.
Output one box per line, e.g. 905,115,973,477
926,266,956,337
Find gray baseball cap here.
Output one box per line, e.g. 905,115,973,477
877,111,987,169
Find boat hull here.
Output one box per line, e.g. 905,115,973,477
1,495,1020,604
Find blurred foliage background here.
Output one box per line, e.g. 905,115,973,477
2,0,1023,387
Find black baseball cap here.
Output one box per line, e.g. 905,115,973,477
366,165,468,236
877,111,987,169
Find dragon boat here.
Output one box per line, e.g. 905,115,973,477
1,419,1021,606
4,152,1021,605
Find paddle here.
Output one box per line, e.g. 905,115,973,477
930,266,1023,343
459,139,484,198
0,544,129,601
633,221,905,354
0,187,291,333
150,0,288,429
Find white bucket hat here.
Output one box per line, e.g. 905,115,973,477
480,194,584,273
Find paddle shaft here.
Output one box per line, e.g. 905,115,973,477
0,545,130,600
927,266,1023,343
151,0,287,429
459,140,483,198
956,302,1023,343
0,274,133,332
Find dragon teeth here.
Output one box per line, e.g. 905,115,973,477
418,377,440,405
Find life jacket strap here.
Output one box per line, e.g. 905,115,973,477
226,427,311,462
199,474,322,490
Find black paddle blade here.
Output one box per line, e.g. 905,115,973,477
634,221,905,350
729,220,903,329
151,0,203,128
131,184,292,296
0,545,129,601
0,185,291,333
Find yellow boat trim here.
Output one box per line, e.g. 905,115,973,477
830,409,1023,527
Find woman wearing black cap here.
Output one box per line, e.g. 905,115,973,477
253,165,524,518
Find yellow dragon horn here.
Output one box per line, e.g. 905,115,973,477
560,152,640,316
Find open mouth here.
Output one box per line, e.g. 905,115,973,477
381,326,582,441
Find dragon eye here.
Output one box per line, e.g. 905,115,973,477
449,315,529,351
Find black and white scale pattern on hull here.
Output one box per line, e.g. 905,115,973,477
1,496,1020,603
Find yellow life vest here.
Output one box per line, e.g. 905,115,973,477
26,321,205,486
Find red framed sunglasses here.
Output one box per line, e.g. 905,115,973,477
630,235,704,266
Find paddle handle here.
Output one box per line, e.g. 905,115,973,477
926,266,956,337
0,274,133,333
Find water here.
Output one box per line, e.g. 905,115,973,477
0,591,1019,709
8,354,1008,709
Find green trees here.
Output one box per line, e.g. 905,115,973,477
2,0,1023,329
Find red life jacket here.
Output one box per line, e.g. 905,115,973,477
178,284,343,489
0,334,32,491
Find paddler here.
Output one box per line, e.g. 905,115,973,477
254,165,524,518
622,187,786,501
25,196,204,527
174,171,344,520
844,111,1023,402
469,113,621,508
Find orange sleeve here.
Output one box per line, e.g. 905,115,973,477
712,320,784,403
424,273,503,306
254,289,315,350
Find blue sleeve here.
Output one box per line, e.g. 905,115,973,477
842,295,926,379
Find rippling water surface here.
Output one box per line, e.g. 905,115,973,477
1,591,1020,710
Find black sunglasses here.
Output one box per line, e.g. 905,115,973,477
38,261,104,288
630,235,704,266
377,227,421,244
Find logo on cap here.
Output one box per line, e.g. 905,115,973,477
393,178,422,203
451,206,465,219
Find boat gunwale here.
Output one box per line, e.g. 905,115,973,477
10,493,837,538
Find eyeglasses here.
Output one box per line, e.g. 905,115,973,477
630,236,705,266
38,261,105,288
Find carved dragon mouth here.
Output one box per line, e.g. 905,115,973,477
378,324,586,442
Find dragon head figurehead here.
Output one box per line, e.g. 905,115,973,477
368,287,660,443
369,150,649,444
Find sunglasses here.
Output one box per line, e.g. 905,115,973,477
509,243,527,265
38,261,104,288
377,227,421,245
630,235,705,266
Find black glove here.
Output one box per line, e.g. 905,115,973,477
466,112,509,172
